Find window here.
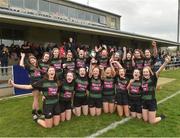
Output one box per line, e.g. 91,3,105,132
9,0,23,8
59,5,68,16
24,0,38,10
49,2,59,15
68,7,77,18
100,16,106,24
111,17,116,28
39,0,49,12
85,12,92,21
77,10,86,20
92,14,99,23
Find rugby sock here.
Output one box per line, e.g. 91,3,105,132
32,109,36,115
160,114,166,120
37,109,42,115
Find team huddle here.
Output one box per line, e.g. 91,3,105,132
9,40,171,128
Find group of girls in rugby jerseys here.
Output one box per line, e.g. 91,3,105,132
8,40,171,128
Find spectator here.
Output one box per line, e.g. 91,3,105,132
65,37,77,55
0,46,9,75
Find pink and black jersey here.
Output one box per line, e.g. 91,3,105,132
75,76,89,97
60,80,75,101
115,76,129,94
134,58,144,70
102,77,115,96
75,57,87,69
98,56,109,69
144,56,156,69
141,74,157,100
128,80,142,98
89,77,102,98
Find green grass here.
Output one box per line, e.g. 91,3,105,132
0,69,180,137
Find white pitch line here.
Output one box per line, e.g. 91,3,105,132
87,90,180,138
0,93,32,101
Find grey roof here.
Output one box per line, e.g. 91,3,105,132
0,8,179,46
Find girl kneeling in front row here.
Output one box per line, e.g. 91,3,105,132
127,69,142,119
88,62,103,116
74,67,89,116
141,56,171,124
59,72,75,121
9,66,60,128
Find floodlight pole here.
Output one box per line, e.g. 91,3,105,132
87,0,89,6
177,0,180,50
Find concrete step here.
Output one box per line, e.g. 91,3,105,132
0,87,14,97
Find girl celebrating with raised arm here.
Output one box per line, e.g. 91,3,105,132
19,53,42,119
88,60,103,116
50,48,63,80
143,41,158,69
132,49,144,71
39,52,50,76
122,47,134,79
101,61,116,113
141,56,171,124
114,67,130,117
9,66,60,128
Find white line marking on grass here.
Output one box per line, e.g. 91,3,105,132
87,90,180,138
0,93,32,101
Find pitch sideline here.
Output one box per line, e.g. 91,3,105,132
87,90,180,138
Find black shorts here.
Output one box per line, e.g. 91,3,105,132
73,96,88,107
115,93,128,105
129,97,142,113
142,99,157,111
59,100,72,113
102,95,115,103
88,97,102,108
43,102,60,119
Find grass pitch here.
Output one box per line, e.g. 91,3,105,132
0,69,180,137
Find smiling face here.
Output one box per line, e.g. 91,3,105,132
53,49,59,58
29,57,37,66
133,69,140,80
145,49,151,58
67,51,73,59
119,68,125,78
47,67,56,80
114,52,120,61
43,53,50,62
79,67,86,77
101,49,108,57
105,67,112,77
143,67,150,79
66,72,74,83
92,67,100,78
134,50,141,59
79,50,85,58
127,52,132,60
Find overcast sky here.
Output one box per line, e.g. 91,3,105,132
70,0,178,42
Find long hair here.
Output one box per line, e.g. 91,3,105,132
134,49,144,58
28,54,38,68
43,66,61,86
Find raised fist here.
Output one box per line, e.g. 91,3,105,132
152,41,157,47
